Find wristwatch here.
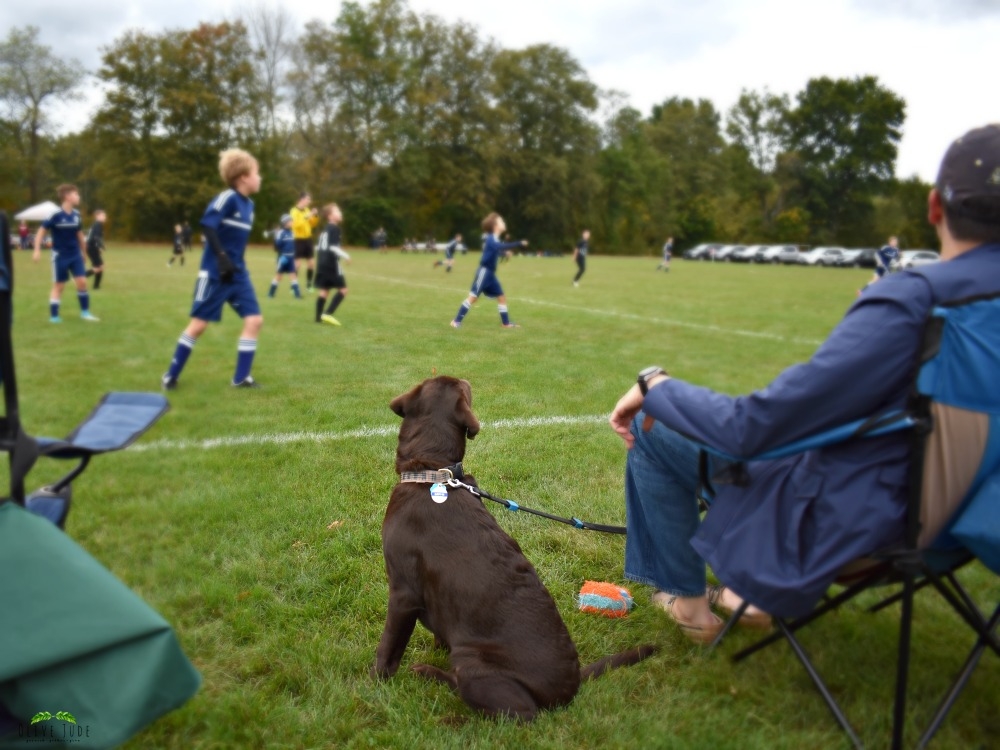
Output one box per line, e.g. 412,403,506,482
637,366,667,396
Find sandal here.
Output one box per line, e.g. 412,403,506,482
706,584,773,630
651,591,724,645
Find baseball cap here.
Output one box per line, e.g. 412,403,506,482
936,124,1000,224
280,213,291,225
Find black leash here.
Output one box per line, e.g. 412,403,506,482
445,476,627,535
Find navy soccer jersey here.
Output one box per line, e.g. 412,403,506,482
445,239,459,259
200,189,254,280
274,228,295,258
576,238,589,257
877,244,900,268
480,235,521,271
42,209,82,258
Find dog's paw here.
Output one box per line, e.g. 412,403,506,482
370,663,394,681
411,663,456,687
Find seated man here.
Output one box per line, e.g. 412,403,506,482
609,124,1000,643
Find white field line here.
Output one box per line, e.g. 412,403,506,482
354,272,824,347
131,414,608,453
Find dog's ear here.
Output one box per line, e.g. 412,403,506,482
390,383,421,418
457,380,480,439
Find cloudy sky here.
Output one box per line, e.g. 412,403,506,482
5,0,998,181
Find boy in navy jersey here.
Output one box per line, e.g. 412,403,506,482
433,233,462,272
32,184,98,323
268,214,301,298
84,209,107,289
162,149,264,389
451,212,527,328
315,204,351,325
656,237,673,271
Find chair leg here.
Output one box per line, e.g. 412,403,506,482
707,601,746,651
776,618,863,749
891,575,916,750
916,603,1000,750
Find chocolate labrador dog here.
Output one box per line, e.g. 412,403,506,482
373,376,655,721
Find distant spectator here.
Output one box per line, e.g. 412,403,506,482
572,229,590,287
18,221,29,250
657,237,673,272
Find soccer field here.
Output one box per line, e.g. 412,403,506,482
7,248,998,749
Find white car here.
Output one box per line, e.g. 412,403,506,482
755,245,796,263
731,244,766,262
900,250,940,269
714,244,745,262
800,247,848,266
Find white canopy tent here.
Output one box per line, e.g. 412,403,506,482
14,201,60,222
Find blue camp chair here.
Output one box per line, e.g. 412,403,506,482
0,211,200,748
702,292,1000,749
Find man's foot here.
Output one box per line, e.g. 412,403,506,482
320,314,341,326
706,584,772,630
80,311,100,322
573,281,579,287
651,591,724,645
161,373,178,391
501,322,520,328
232,376,261,388
450,320,461,328
49,315,62,324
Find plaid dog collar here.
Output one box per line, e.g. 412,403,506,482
399,462,464,484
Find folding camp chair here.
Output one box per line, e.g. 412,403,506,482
0,212,201,748
701,291,1000,750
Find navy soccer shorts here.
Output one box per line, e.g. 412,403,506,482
189,271,261,322
52,253,87,283
470,266,503,298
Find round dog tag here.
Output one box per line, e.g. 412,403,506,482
430,483,448,504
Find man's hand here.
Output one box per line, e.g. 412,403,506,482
520,240,529,248
217,254,236,283
610,384,648,449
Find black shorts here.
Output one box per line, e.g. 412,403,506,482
172,247,184,256
315,270,346,290
87,248,103,267
294,238,314,260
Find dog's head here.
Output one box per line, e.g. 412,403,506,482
391,376,480,472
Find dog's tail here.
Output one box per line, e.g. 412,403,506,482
580,645,657,681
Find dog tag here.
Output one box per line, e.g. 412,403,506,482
429,483,448,504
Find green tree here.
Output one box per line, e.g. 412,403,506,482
0,26,84,204
784,75,905,244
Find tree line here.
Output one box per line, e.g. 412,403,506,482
0,0,938,252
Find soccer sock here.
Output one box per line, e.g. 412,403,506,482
167,333,196,380
307,268,314,288
49,299,60,318
85,269,94,277
326,291,344,315
268,281,277,298
454,301,471,324
168,257,174,265
291,280,301,298
315,297,325,321
180,256,185,266
498,304,510,326
78,291,90,312
94,271,102,289
234,338,257,384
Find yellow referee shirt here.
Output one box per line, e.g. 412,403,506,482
290,206,318,240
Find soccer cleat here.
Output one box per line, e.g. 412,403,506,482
573,281,579,287
450,320,461,329
501,322,521,328
49,316,63,324
81,311,100,322
320,314,341,327
232,376,261,389
307,286,314,294
161,373,178,391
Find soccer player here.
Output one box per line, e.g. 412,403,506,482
181,221,193,252
656,237,673,271
875,235,901,278
433,233,462,272
315,203,351,326
268,214,301,298
290,192,319,292
161,149,264,390
168,224,185,266
451,213,527,329
84,209,107,289
32,184,99,323
572,229,590,286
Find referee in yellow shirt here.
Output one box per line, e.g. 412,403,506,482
290,192,320,292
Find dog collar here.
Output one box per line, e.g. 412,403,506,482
399,462,464,484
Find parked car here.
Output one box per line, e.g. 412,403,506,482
755,245,795,263
799,247,848,266
730,244,766,262
832,249,864,268
900,250,940,269
683,243,719,260
777,246,804,264
714,244,745,262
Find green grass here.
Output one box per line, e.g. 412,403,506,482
6,247,998,749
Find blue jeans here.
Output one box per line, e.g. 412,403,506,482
624,414,706,598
